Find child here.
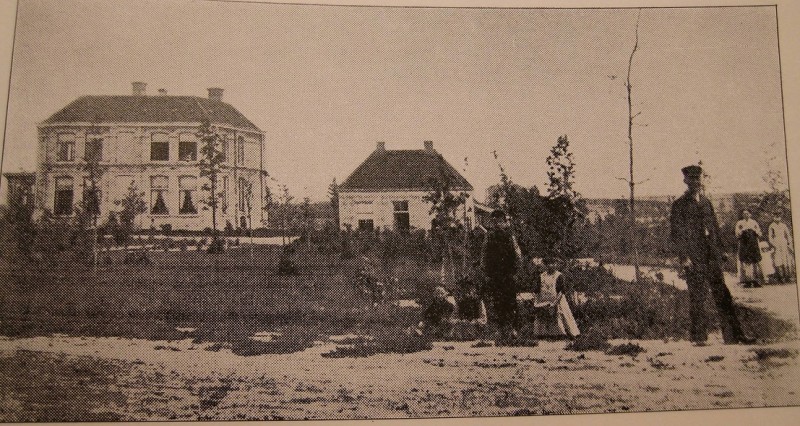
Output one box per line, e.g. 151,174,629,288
533,257,580,339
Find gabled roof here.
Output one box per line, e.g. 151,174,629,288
41,96,261,132
340,148,473,192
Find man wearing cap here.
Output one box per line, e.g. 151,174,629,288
481,209,522,342
670,165,754,345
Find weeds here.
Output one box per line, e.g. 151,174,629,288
606,342,646,357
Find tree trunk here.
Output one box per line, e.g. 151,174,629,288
626,10,642,284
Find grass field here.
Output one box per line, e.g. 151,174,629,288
0,243,794,357
0,244,442,355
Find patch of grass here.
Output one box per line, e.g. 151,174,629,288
565,333,610,352
751,347,799,361
606,342,646,357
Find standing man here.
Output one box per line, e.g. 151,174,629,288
768,212,795,283
481,210,521,342
670,165,754,345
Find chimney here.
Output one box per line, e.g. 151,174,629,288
376,141,386,151
132,81,146,96
208,87,224,102
424,140,434,151
158,88,168,96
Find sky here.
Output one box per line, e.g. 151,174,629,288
0,0,788,202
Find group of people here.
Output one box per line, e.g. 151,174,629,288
421,164,794,348
735,208,795,288
420,209,580,343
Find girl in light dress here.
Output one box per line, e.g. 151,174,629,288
532,257,580,339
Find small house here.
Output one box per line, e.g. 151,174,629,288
338,141,475,232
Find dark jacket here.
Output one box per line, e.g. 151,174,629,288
669,191,725,264
481,228,518,279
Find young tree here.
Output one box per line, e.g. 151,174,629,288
276,184,294,247
79,124,105,269
113,182,147,245
613,9,645,283
328,177,339,228
545,135,586,260
197,119,226,252
423,166,468,286
300,196,315,249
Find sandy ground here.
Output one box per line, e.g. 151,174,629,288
1,332,799,420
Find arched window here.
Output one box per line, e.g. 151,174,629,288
178,133,197,161
178,176,198,215
150,132,169,161
150,175,169,215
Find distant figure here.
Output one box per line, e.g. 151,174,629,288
768,212,795,283
735,209,763,288
480,209,522,341
532,257,580,339
669,165,754,345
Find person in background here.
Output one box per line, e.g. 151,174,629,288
735,209,763,288
768,212,795,283
670,165,754,346
480,209,522,343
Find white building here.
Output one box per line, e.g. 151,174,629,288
338,141,475,231
35,82,267,231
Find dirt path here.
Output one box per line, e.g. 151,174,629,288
1,334,799,420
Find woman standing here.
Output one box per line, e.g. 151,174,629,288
768,212,795,283
736,209,763,288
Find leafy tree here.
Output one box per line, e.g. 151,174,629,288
197,119,226,252
328,177,340,228
423,166,469,285
545,135,587,260
300,196,315,248
112,182,147,245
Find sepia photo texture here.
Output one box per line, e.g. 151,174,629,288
0,0,798,422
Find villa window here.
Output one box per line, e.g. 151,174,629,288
150,132,169,161
150,175,169,215
178,133,197,161
358,219,374,232
393,200,410,231
85,137,103,163
82,177,101,215
56,134,75,162
178,176,198,215
54,177,74,216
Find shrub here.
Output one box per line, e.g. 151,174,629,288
565,333,610,352
277,249,298,275
606,342,646,357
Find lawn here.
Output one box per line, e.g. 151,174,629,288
0,244,439,355
0,242,794,356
